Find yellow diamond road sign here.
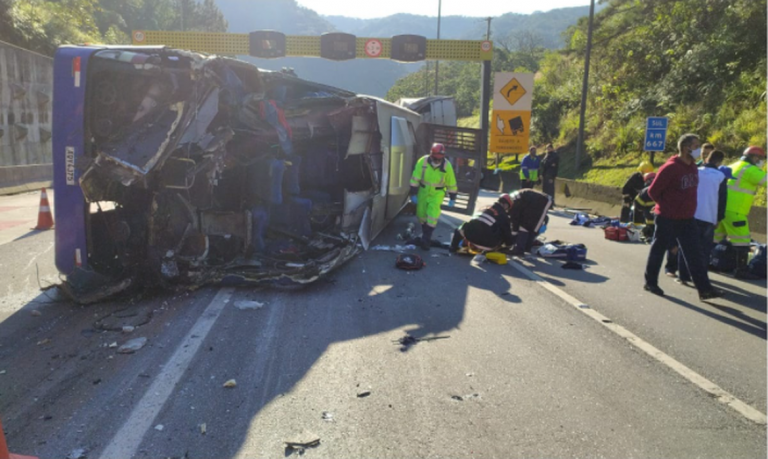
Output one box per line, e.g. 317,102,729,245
500,77,526,107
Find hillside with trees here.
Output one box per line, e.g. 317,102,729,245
0,0,227,55
388,0,766,170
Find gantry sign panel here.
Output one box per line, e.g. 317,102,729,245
131,30,493,62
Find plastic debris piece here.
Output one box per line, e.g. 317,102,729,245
223,379,237,388
31,310,42,317
122,325,135,333
471,254,487,264
108,342,118,348
234,300,265,310
321,411,334,422
37,338,51,345
200,423,207,435
285,432,321,456
357,391,371,398
155,424,164,431
371,244,417,253
117,337,147,354
66,448,87,459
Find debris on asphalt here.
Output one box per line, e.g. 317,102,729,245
31,310,42,317
66,448,87,459
223,379,237,388
471,254,487,265
285,432,321,456
395,254,425,270
0,370,6,375
117,337,148,354
93,378,102,385
234,300,265,310
372,244,417,253
321,411,334,422
200,423,207,435
466,372,475,377
357,391,371,398
95,306,153,331
562,261,584,270
394,334,451,352
36,338,51,346
451,395,464,401
108,342,118,348
155,424,164,431
122,325,135,333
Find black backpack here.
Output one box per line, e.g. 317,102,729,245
710,240,737,272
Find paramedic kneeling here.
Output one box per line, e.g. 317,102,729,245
450,194,515,253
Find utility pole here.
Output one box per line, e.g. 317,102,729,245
575,0,595,174
482,17,499,169
434,0,442,95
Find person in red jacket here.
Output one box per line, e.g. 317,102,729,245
643,133,723,301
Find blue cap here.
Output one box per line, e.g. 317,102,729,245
719,166,734,180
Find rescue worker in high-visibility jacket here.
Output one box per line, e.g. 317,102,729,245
715,146,767,278
410,143,458,250
520,146,541,189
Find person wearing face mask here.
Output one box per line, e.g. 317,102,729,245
714,146,767,278
643,133,723,301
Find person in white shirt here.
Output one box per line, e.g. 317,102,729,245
677,150,728,285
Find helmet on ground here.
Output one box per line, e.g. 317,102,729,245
743,146,766,158
498,193,514,208
637,161,654,174
430,143,446,159
643,172,657,183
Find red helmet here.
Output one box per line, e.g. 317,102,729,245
498,193,514,208
430,143,446,159
643,172,657,183
744,146,766,157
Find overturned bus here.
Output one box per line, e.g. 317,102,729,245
52,45,482,303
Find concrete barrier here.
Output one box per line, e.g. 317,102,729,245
553,178,766,241
0,164,52,195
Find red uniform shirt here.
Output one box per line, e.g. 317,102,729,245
648,156,699,219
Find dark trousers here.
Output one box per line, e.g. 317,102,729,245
521,179,534,189
678,219,716,282
645,216,713,293
542,176,556,204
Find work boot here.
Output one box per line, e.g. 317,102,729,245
449,228,462,253
420,225,434,251
643,284,665,296
734,247,757,279
699,288,725,301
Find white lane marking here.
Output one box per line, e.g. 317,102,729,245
507,257,767,425
99,287,235,459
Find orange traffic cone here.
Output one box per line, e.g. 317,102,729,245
0,417,38,459
32,188,54,231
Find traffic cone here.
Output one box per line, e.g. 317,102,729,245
0,417,38,459
32,188,54,231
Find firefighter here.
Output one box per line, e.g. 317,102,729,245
621,161,654,222
714,146,767,278
506,189,552,256
520,146,541,189
410,143,458,250
634,172,657,239
450,194,515,253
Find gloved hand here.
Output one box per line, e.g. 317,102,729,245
410,195,418,205
448,199,456,208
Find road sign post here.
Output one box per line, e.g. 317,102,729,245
644,117,669,165
489,72,534,156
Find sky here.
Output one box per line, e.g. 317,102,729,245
295,0,593,19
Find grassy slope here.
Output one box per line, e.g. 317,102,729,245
458,115,767,207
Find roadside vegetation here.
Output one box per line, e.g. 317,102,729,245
389,0,766,204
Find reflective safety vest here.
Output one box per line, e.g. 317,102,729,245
410,156,458,194
520,154,540,181
725,160,767,215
